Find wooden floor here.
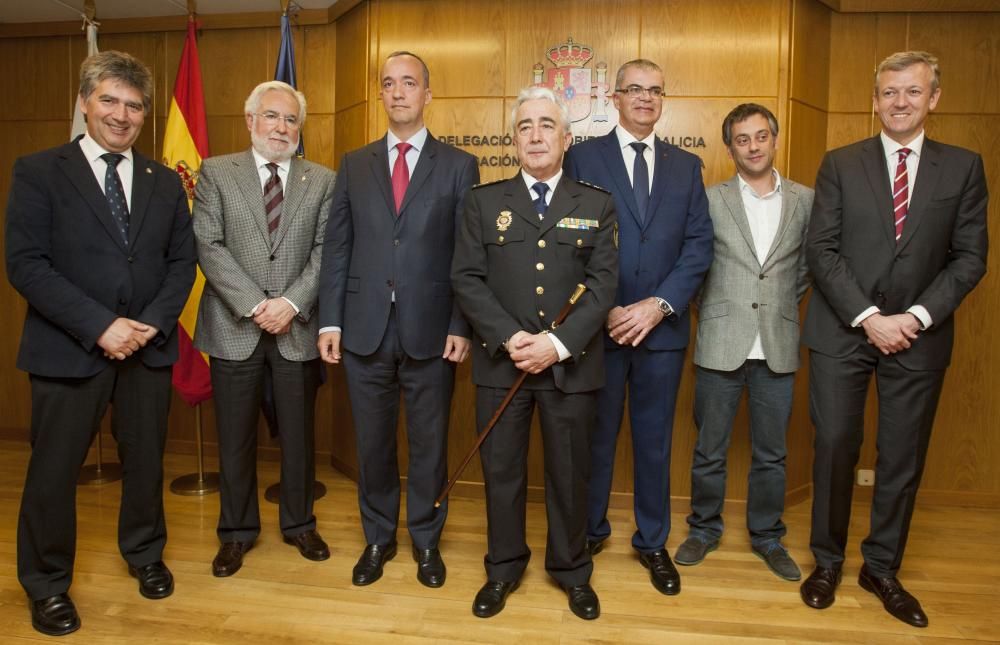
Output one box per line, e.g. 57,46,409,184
0,440,997,644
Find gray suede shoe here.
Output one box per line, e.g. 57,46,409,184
752,542,802,581
674,535,719,566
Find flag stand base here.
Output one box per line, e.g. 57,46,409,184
171,472,220,496
78,431,122,485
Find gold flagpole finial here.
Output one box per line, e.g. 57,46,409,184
84,0,96,21
187,0,197,19
280,0,291,16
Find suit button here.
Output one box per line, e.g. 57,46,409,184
118,298,127,305
270,254,276,261
537,240,546,248
499,235,505,243
877,291,884,299
387,280,394,288
536,286,544,295
759,273,765,280
536,262,544,271
539,310,545,317
394,239,400,246
751,303,758,309
481,341,487,348
127,256,134,263
641,236,647,243
264,290,270,296
576,239,583,247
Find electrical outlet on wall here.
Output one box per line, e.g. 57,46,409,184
857,469,875,486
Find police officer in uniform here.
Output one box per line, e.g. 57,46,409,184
451,86,618,621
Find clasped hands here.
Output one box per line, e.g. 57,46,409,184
860,312,921,355
507,330,558,374
97,317,158,360
254,297,296,335
607,297,665,346
317,331,470,365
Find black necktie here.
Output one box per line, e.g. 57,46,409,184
532,181,549,217
101,153,129,245
630,141,649,224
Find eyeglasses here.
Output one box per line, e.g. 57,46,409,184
732,131,773,147
614,85,665,99
255,111,300,128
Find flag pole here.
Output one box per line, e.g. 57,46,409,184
170,402,219,495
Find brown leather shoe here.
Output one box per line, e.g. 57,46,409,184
858,564,928,628
30,593,80,636
212,541,253,577
283,529,330,561
800,565,842,609
128,561,174,599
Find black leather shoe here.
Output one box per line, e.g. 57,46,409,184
352,542,397,586
586,538,606,556
800,565,842,609
30,593,80,636
472,580,519,618
212,541,253,577
283,529,330,561
412,546,446,588
128,560,174,599
639,549,681,595
858,564,928,627
564,583,600,620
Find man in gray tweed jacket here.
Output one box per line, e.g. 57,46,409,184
674,104,812,582
193,81,336,577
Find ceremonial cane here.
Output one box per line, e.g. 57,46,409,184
434,283,588,507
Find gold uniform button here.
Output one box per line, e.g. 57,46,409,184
576,238,583,247
539,310,546,317
537,240,546,248
499,235,505,243
536,262,544,271
536,286,544,295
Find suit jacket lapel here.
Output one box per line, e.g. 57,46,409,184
271,157,308,250
598,130,642,227
231,150,271,245
539,176,581,236
128,150,154,248
645,138,673,230
861,136,897,249
762,179,798,268
368,137,396,218
56,141,128,251
399,134,437,217
720,177,758,264
897,139,941,254
504,175,541,229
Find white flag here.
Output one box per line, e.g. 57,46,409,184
70,22,99,140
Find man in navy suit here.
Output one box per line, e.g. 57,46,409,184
5,51,196,636
564,58,713,596
318,51,478,588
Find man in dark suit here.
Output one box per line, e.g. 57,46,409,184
317,51,478,588
193,81,337,578
5,51,196,636
564,59,713,595
451,86,618,620
800,51,988,628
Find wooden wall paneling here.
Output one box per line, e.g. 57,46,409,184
0,37,74,121
376,0,505,99
332,102,367,166
828,12,877,113
825,112,876,149
642,0,783,98
302,22,337,117
873,12,909,62
197,28,273,118
907,13,1000,114
503,0,639,99
790,0,831,111
302,114,336,169
334,1,369,113
786,100,829,186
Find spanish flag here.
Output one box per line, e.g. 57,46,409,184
163,18,212,406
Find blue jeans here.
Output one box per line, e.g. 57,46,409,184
687,361,794,548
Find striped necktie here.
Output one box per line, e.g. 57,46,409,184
892,148,912,243
264,162,283,242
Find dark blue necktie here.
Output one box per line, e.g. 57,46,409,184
101,153,129,245
532,181,549,217
630,141,649,224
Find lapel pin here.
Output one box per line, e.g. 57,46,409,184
146,167,152,174
301,176,306,181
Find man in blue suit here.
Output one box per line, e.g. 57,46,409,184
564,58,713,596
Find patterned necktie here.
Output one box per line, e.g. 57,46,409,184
264,162,283,242
392,141,412,215
892,148,912,243
101,153,129,245
630,141,650,224
532,182,549,217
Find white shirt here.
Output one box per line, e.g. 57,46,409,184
79,133,134,210
850,131,932,330
519,170,569,362
615,126,656,194
250,148,298,315
388,127,427,177
738,169,783,360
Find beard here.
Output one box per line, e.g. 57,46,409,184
251,129,298,162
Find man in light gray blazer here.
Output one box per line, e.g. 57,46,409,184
194,81,336,577
674,104,812,581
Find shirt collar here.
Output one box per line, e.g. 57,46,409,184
80,132,134,165
521,169,562,196
615,126,656,151
387,127,428,154
880,130,924,160
737,168,782,199
251,147,292,173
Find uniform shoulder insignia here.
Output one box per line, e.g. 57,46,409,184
471,178,505,190
575,179,611,194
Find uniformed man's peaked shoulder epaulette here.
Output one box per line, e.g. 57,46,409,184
471,178,506,190
575,179,611,194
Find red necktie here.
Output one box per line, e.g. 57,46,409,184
392,141,412,215
892,148,912,243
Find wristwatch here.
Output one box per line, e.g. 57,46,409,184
654,297,673,318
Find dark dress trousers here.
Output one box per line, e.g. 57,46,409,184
802,135,988,577
564,131,713,553
318,134,478,549
450,175,618,587
5,139,196,600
